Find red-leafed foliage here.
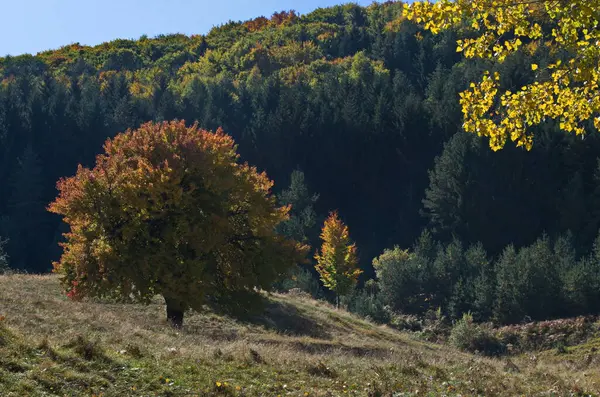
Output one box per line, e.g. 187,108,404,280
48,120,308,326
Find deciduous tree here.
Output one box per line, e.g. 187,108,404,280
48,120,307,328
314,211,361,306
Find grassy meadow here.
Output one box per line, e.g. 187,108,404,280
0,274,599,396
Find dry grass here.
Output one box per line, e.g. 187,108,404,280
0,274,599,396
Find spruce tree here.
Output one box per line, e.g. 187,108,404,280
422,132,473,240
7,145,45,271
493,245,524,324
277,170,319,244
0,237,9,274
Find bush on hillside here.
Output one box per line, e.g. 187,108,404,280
346,289,390,324
372,245,430,314
449,313,505,356
415,308,451,342
275,265,324,299
496,316,599,353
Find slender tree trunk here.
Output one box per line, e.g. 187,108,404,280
164,296,185,329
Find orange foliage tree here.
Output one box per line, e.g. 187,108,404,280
314,211,362,307
48,120,307,327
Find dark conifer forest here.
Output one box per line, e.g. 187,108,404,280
2,2,600,324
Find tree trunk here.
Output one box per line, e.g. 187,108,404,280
164,296,185,329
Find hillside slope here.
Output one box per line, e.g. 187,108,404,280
0,275,599,396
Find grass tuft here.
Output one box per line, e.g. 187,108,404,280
65,335,107,361
306,360,337,378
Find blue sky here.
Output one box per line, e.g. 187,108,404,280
1,0,376,56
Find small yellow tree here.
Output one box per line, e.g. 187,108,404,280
315,211,362,307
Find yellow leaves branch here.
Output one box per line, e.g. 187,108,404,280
404,0,600,149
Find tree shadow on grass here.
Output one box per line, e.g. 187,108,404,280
183,292,331,339
197,298,329,340
240,299,332,339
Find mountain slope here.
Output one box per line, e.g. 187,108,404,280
1,275,599,396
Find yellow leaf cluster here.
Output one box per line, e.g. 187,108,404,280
314,211,362,298
404,0,600,150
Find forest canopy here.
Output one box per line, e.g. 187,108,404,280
2,1,600,308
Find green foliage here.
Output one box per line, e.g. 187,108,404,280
449,313,505,356
493,235,563,323
563,232,600,315
422,132,474,239
0,238,8,274
492,245,523,324
374,234,489,320
2,2,600,326
276,169,319,244
471,251,495,322
372,245,425,314
275,265,323,299
345,287,390,324
374,230,600,326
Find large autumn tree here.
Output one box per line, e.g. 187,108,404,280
404,0,600,150
48,120,307,327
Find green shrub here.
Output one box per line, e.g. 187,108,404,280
346,289,390,324
372,245,430,314
389,314,423,332
418,307,451,342
496,316,598,353
449,313,505,356
275,265,323,299
555,341,567,355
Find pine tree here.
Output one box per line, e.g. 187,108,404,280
432,239,464,311
564,231,600,315
7,144,46,271
559,173,586,237
0,237,9,274
274,169,321,295
276,169,319,244
448,243,488,320
520,236,563,320
315,211,362,307
422,132,473,240
470,243,495,322
493,245,524,324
